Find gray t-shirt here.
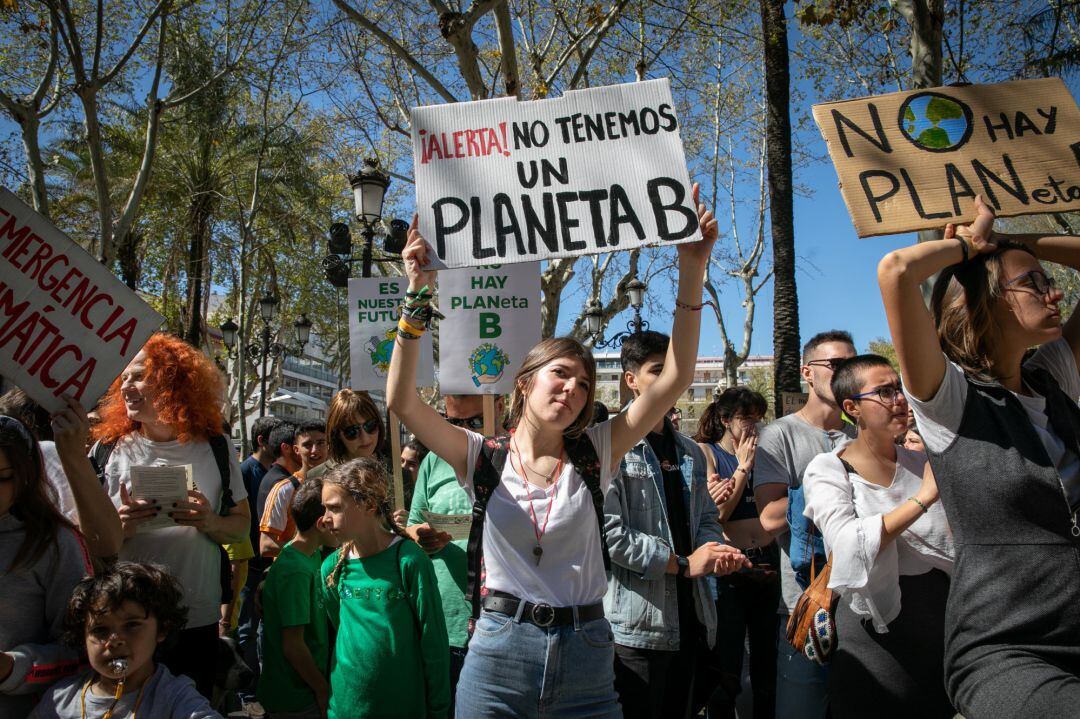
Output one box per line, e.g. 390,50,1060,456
30,664,222,719
753,412,856,614
908,337,1080,508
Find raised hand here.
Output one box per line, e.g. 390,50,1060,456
403,213,438,291
675,182,719,266
947,194,998,257
734,432,759,473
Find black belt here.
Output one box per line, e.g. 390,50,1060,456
482,591,604,628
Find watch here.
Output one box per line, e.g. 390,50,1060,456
676,555,689,577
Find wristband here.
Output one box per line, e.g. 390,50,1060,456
396,318,424,340
675,299,704,311
908,496,929,513
955,237,969,264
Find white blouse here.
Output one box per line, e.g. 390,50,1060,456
802,443,953,633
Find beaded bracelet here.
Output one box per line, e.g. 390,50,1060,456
908,496,929,513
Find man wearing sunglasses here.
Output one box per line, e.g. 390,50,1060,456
259,421,328,559
405,393,505,717
753,330,857,719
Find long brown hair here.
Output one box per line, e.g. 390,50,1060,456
931,242,1035,381
325,389,386,463
322,456,406,589
694,387,767,443
507,337,597,439
0,416,76,572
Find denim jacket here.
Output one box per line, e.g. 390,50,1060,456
603,417,725,650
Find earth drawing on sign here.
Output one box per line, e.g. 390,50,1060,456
366,329,397,378
899,92,972,152
469,343,509,387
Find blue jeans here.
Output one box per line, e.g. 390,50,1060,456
237,565,264,702
775,616,829,719
456,609,622,718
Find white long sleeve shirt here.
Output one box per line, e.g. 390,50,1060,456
803,444,953,633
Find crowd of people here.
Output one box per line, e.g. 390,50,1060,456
2,192,1080,719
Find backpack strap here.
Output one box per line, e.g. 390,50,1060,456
563,433,611,572
207,434,234,517
466,435,510,621
89,440,114,487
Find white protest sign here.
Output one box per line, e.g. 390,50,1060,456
438,263,541,394
412,78,701,269
0,188,163,412
347,277,434,391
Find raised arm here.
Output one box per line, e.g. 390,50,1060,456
610,183,717,462
385,216,471,478
877,194,997,401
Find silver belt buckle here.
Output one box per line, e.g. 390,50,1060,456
531,602,555,627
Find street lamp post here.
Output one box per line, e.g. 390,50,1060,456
219,298,312,419
322,158,404,286
585,278,649,349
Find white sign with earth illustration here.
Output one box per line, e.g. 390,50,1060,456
347,277,434,391
438,262,541,394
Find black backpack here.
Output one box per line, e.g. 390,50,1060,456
90,433,236,515
466,433,610,621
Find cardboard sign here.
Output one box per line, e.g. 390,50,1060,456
813,78,1080,236
438,263,541,394
0,188,163,412
347,277,434,391
780,391,808,418
412,78,701,268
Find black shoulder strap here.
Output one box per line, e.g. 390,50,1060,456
564,433,611,573
466,435,510,621
89,441,114,486
208,434,234,516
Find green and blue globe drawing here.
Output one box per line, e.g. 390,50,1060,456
899,92,972,152
469,343,509,387
366,330,396,378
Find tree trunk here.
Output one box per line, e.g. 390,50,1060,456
116,228,141,289
78,89,115,265
19,113,50,218
760,0,800,418
184,187,216,348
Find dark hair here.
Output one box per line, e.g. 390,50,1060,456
296,421,326,437
0,416,73,571
830,354,896,408
403,437,428,462
620,331,670,373
802,330,855,364
326,390,386,462
291,478,325,533
249,417,280,456
694,388,767,443
591,401,610,425
0,389,53,442
63,562,188,649
931,242,1036,381
268,422,297,460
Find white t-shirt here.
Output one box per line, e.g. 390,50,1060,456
459,420,615,607
908,337,1080,508
803,444,954,633
103,433,247,627
41,441,80,526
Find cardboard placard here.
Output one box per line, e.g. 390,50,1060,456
411,78,701,268
347,277,434,391
780,391,808,417
813,78,1080,236
437,263,541,394
0,188,163,412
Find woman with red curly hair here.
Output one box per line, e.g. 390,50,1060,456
93,332,250,699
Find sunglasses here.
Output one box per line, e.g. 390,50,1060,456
851,383,905,405
443,414,485,430
805,358,849,372
1004,270,1057,300
341,418,380,440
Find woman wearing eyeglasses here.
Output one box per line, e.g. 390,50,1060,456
878,196,1080,718
802,355,954,718
306,390,387,483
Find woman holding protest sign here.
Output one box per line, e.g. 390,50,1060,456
878,195,1080,717
93,333,250,699
387,183,749,717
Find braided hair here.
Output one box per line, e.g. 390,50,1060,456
323,456,407,589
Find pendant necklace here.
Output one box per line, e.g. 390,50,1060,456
510,436,564,565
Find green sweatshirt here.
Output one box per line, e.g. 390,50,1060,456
320,538,450,719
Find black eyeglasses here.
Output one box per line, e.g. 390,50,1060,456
444,414,484,430
1004,270,1057,300
851,384,905,405
805,358,848,372
342,418,380,440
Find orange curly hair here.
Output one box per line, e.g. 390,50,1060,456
93,333,226,444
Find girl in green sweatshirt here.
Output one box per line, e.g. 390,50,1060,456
320,457,449,719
